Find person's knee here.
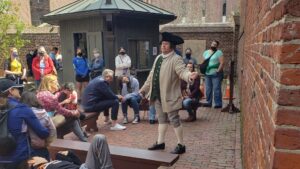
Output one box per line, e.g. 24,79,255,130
113,99,119,105
93,134,107,143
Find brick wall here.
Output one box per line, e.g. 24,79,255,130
30,0,50,26
11,0,31,26
238,0,300,169
146,0,239,24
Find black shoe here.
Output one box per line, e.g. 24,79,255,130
214,105,222,109
148,142,165,150
171,144,186,154
202,103,212,107
149,120,156,124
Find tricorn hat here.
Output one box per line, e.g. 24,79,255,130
161,32,184,45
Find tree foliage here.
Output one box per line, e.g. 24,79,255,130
0,0,27,59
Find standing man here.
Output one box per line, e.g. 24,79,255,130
139,32,198,154
202,40,224,108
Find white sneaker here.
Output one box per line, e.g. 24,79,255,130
123,117,128,124
104,120,112,125
132,117,140,124
110,123,126,131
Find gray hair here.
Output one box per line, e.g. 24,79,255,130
102,69,114,77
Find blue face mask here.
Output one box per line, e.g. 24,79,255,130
12,52,18,57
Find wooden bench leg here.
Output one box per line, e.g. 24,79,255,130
86,118,98,132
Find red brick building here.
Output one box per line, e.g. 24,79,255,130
145,0,240,74
238,0,300,168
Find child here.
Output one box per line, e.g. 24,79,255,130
58,82,78,110
20,91,57,161
58,82,86,120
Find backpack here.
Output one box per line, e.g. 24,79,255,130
199,51,216,74
0,108,17,156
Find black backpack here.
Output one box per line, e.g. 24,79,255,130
199,51,216,74
0,108,17,156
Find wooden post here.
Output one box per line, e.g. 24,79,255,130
221,59,240,113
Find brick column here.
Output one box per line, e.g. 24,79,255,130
240,0,300,169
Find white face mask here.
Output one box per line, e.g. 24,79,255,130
94,53,100,58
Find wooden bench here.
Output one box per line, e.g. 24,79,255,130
56,112,99,139
49,139,179,169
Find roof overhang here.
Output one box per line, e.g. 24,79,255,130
42,9,176,25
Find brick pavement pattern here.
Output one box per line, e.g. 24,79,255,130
66,105,242,169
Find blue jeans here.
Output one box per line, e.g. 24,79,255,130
149,104,156,120
84,99,119,120
205,72,224,107
182,98,199,116
122,95,140,118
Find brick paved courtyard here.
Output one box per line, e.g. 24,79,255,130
66,102,242,169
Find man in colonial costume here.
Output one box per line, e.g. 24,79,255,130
140,32,198,154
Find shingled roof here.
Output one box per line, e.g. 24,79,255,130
43,0,176,24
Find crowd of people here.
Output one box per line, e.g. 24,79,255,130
0,31,224,168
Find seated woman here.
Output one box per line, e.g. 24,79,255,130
20,91,57,161
181,62,201,122
36,74,88,142
29,134,113,169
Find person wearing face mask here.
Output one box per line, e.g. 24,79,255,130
183,48,197,65
4,48,27,86
32,46,56,88
202,40,224,109
89,48,104,79
73,48,90,101
26,49,38,77
115,47,131,78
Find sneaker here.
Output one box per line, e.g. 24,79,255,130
132,117,140,124
110,123,126,131
214,105,222,109
123,117,128,124
149,120,156,124
104,120,112,125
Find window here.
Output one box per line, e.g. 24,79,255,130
128,40,150,70
73,33,88,57
201,0,206,22
222,0,227,22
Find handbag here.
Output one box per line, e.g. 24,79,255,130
199,51,216,74
51,114,66,127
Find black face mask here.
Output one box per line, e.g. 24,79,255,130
185,53,191,58
120,52,125,55
211,47,217,51
77,52,82,56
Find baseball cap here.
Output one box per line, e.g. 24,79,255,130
0,78,23,93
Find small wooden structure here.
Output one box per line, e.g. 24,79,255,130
42,0,176,84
